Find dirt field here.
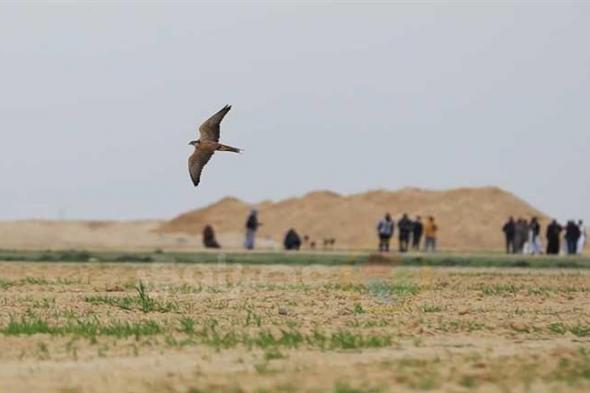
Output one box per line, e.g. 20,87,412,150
0,262,589,393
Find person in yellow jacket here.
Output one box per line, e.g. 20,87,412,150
424,216,438,252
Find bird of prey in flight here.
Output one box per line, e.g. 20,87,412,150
188,105,241,187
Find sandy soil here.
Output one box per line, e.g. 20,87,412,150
0,263,589,392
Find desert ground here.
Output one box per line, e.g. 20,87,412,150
1,260,589,393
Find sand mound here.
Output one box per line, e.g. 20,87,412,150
159,186,548,251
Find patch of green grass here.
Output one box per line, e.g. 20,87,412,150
2,248,590,269
112,254,153,263
179,321,392,351
84,281,177,313
245,309,262,327
367,280,420,301
548,323,590,337
4,317,53,335
2,316,162,338
439,320,486,333
459,375,478,388
56,277,83,285
264,347,285,361
353,303,365,315
420,303,442,313
30,297,56,309
0,278,15,289
0,276,85,287
570,324,590,337
324,281,420,300
331,382,381,393
169,283,203,294
22,277,49,285
179,317,196,334
136,280,154,312
39,250,92,262
549,322,567,335
549,353,590,385
479,284,521,296
327,330,392,350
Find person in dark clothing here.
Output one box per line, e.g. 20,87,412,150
514,218,529,254
565,220,581,255
283,228,302,250
502,217,516,254
546,219,563,255
398,213,412,252
529,217,542,255
412,216,423,250
202,225,220,248
377,213,395,252
244,209,261,250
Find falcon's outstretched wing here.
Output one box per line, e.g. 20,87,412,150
188,148,214,187
198,105,231,142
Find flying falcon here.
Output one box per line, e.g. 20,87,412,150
188,105,241,187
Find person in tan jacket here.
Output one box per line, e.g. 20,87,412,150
424,216,438,252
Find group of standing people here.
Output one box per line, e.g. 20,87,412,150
207,210,587,256
377,213,438,253
545,219,586,255
502,216,586,255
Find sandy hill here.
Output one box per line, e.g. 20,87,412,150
159,187,549,251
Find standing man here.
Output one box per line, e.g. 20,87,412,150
514,218,529,254
529,217,542,255
565,220,581,255
397,213,412,252
424,216,438,252
376,213,395,252
545,219,563,255
244,209,261,250
502,217,516,254
412,216,423,251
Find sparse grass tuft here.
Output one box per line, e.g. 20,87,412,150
179,317,196,335
548,323,590,337
0,278,15,289
22,276,49,285
84,281,177,313
479,284,521,296
353,303,365,314
420,303,442,313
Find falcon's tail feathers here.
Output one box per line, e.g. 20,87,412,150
217,143,242,153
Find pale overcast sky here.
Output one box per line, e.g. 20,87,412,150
0,2,588,222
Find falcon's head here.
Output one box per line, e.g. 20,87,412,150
188,140,200,147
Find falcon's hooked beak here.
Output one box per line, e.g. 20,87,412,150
188,140,199,146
